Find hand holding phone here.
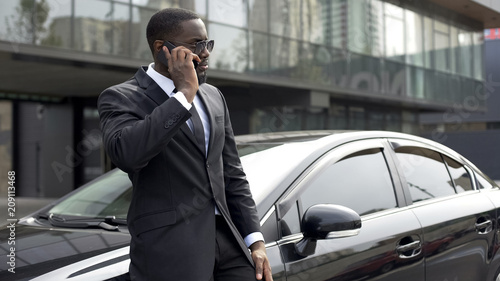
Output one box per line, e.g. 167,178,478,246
157,41,198,69
157,41,199,103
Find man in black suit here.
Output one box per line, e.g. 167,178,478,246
98,7,272,281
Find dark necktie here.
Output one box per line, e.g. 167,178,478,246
189,104,205,153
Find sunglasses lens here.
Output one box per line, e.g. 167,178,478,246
207,40,214,52
194,40,214,54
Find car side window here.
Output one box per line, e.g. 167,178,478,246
442,155,473,192
298,148,397,217
395,146,456,202
475,170,497,189
280,202,301,237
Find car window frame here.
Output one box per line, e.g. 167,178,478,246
387,138,479,207
273,138,406,239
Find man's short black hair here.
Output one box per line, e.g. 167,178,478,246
146,8,200,56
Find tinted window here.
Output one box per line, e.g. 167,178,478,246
395,147,455,202
280,202,301,237
443,155,473,192
475,170,497,189
300,148,396,216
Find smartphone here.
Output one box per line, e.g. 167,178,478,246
157,41,198,69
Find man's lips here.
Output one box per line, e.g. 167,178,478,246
198,61,208,71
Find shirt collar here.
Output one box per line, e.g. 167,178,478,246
146,62,176,97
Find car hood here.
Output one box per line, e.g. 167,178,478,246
0,221,130,280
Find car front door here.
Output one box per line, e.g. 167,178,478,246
275,139,425,281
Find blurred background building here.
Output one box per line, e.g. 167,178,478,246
0,0,499,197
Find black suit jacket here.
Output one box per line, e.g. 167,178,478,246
97,66,261,281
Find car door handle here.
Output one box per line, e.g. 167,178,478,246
475,219,492,234
396,240,422,259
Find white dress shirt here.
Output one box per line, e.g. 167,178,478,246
146,63,264,247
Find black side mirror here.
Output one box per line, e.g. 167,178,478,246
295,204,361,257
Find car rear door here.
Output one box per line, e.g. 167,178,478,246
388,139,496,281
274,139,425,281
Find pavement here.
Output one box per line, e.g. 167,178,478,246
0,197,56,226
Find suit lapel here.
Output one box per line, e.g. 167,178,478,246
137,66,169,106
136,67,202,153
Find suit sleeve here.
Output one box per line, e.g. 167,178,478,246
218,90,262,239
97,82,191,173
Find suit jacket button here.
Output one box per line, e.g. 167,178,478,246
206,161,210,168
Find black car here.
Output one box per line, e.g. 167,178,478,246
1,131,500,280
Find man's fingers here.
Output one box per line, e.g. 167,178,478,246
192,53,201,62
255,257,263,280
264,262,273,281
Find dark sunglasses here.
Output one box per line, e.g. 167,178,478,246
168,39,214,55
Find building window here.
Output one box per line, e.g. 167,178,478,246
384,2,405,62
405,10,424,67
434,19,450,73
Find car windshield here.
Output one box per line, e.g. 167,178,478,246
44,132,329,222
48,169,132,219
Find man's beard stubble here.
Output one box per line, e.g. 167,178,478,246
198,72,207,85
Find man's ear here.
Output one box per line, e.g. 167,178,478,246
153,40,164,56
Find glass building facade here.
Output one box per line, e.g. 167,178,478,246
0,0,484,103
0,0,494,195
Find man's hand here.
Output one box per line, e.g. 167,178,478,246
164,45,201,103
249,241,273,280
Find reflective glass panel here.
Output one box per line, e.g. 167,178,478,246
209,0,247,28
450,26,458,73
269,0,300,39
348,0,381,56
37,0,72,48
0,0,72,45
209,23,248,73
299,42,335,85
384,3,404,62
434,20,450,72
1,0,38,43
131,0,205,16
406,66,425,99
248,32,269,73
350,53,378,92
269,36,300,78
458,29,472,77
297,0,331,43
131,6,156,59
383,60,406,96
249,0,268,32
423,16,433,68
303,0,328,44
405,10,423,66
74,0,130,56
472,31,484,80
